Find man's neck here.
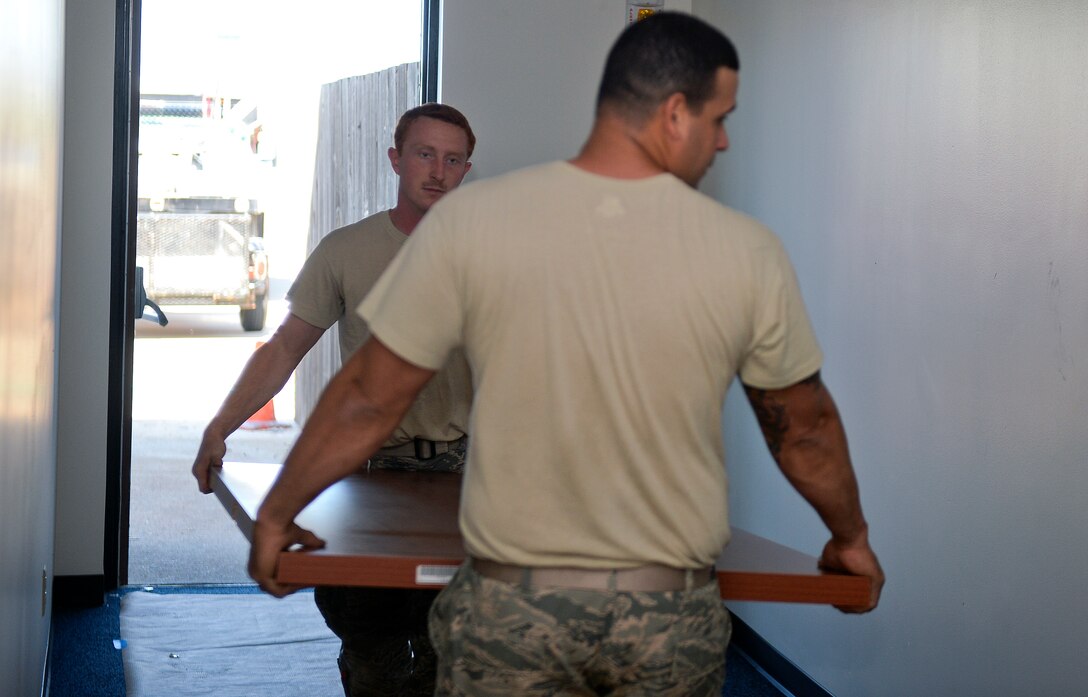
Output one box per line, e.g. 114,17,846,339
388,204,424,235
569,111,668,180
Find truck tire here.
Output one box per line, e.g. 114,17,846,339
240,292,267,332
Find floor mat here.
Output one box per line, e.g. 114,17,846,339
120,591,341,696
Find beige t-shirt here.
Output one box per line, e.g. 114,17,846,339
361,162,823,569
288,211,471,445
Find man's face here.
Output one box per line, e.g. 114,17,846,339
673,67,738,187
389,116,472,215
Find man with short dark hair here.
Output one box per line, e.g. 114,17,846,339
192,103,476,697
248,13,883,696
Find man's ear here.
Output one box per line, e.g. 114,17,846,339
463,161,472,176
387,146,401,174
660,92,690,141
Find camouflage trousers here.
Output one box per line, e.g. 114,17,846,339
367,438,467,473
315,444,465,697
429,561,732,696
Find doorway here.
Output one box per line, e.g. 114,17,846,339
125,0,432,585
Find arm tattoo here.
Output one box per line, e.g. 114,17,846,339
743,371,822,459
745,387,788,458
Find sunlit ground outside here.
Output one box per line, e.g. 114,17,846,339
131,0,424,584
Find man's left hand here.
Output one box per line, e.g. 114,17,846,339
818,536,885,614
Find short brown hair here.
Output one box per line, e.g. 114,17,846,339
394,103,476,158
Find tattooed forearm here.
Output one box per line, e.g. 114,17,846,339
745,387,788,457
743,371,822,459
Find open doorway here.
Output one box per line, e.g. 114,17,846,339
127,0,431,585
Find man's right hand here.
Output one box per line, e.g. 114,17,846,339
190,314,326,494
249,517,326,598
192,427,228,494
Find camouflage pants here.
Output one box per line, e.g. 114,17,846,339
367,440,467,474
429,562,732,696
315,445,465,697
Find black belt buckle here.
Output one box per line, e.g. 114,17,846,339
414,438,437,460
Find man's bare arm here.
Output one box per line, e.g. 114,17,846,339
192,314,325,493
249,337,435,597
744,371,884,613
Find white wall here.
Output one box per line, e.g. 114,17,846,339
440,0,689,180
695,1,1088,694
0,0,64,690
55,0,115,579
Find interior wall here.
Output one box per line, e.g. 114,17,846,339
0,0,64,691
54,0,115,582
439,0,690,180
695,2,1088,694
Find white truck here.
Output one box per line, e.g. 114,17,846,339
136,95,271,331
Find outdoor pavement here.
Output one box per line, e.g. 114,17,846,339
129,281,300,585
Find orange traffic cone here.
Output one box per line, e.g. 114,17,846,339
242,397,278,430
241,341,283,430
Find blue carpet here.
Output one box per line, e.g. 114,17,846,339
50,591,125,697
49,586,783,696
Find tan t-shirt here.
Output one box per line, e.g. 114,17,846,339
360,162,823,569
287,210,471,445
